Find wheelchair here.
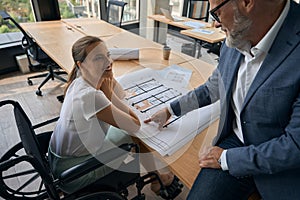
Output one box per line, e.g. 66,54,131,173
0,100,183,200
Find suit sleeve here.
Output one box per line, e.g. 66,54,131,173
170,68,221,116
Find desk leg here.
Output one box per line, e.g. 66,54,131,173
193,40,197,57
197,40,202,58
153,21,160,43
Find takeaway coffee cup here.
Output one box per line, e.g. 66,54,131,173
163,45,171,60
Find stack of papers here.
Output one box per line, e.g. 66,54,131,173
118,66,220,156
192,29,215,35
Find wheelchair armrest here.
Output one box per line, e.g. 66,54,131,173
32,116,59,129
58,143,139,185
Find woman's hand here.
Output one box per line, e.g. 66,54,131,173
100,70,114,100
112,78,126,99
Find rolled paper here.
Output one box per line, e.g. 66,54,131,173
109,48,139,60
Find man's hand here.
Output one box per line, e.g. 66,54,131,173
199,146,224,169
144,107,171,129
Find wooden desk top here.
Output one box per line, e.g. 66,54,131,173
104,31,162,49
41,43,77,73
181,28,226,44
180,58,216,89
134,47,195,69
20,21,84,46
62,18,123,37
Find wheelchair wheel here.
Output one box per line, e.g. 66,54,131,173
0,132,52,199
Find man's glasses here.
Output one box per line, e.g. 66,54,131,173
209,0,231,23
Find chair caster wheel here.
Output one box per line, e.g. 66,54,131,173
57,95,64,103
27,80,33,85
36,90,42,96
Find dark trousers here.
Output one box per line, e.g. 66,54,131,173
187,133,257,200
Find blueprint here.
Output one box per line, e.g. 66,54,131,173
117,66,220,156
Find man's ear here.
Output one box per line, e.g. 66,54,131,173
242,0,255,13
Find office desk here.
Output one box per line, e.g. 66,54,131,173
20,18,218,191
181,28,225,58
148,15,214,41
148,15,225,57
181,29,225,45
148,15,207,30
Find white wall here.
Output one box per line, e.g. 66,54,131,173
140,0,169,43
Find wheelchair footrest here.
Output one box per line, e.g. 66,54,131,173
159,176,183,200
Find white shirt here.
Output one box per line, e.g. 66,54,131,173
220,0,290,170
50,76,111,157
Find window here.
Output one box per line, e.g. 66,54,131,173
123,0,139,22
80,0,139,23
0,0,77,34
170,0,183,16
0,0,33,33
0,0,140,35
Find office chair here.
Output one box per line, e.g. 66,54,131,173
188,0,210,22
107,0,128,27
0,100,183,200
0,11,67,96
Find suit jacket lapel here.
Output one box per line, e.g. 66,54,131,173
242,2,300,109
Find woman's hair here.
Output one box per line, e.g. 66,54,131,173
64,36,103,94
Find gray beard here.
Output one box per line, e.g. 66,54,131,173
226,7,252,49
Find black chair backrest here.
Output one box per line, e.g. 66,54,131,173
0,100,59,199
188,0,210,22
31,0,61,21
107,0,128,27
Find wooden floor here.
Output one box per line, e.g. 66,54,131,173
0,71,189,200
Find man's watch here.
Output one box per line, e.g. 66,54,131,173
217,157,222,166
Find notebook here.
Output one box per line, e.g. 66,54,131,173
160,8,184,22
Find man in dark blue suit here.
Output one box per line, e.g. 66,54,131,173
145,0,300,199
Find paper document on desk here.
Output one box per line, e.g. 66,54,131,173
117,67,220,156
183,21,206,29
192,29,214,34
